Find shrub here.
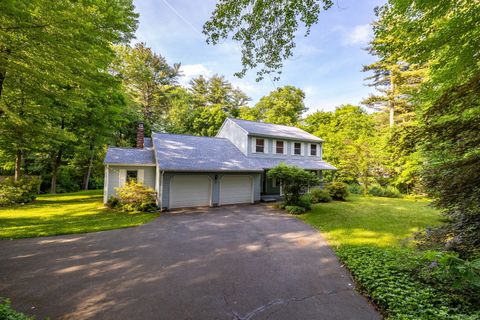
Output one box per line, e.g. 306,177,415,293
368,184,403,198
347,183,363,195
0,298,33,320
267,163,319,205
297,194,312,210
326,182,349,200
336,246,479,320
0,177,41,207
106,196,120,209
309,187,332,203
285,205,306,215
115,181,157,212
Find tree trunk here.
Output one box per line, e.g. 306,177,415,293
389,74,395,127
82,151,94,190
50,150,62,194
389,105,394,127
14,150,22,181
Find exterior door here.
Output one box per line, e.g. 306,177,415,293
170,175,211,209
220,175,253,205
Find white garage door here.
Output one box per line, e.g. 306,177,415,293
220,175,253,205
170,175,211,209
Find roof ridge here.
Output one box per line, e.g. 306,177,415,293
229,117,300,128
152,132,228,140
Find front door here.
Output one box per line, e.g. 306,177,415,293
262,170,281,195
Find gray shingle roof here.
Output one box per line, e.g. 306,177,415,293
104,147,155,165
152,133,262,172
229,118,323,142
105,132,336,171
250,157,337,170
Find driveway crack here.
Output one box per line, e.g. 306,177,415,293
229,288,352,320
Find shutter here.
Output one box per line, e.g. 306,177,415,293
301,143,305,156
251,138,256,153
138,169,145,184
119,169,126,187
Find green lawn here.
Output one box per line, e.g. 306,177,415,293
0,190,159,239
299,194,442,248
299,196,479,319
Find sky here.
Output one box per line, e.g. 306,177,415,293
133,0,386,113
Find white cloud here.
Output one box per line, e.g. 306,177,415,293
179,64,213,86
341,24,372,46
232,80,262,97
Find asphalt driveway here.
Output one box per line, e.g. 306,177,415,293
0,204,381,320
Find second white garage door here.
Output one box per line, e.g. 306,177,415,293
220,175,253,205
170,175,211,209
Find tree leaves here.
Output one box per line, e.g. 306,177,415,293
203,0,333,81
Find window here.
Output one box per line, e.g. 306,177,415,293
294,142,302,155
255,138,265,153
126,170,138,182
310,144,317,156
275,141,284,154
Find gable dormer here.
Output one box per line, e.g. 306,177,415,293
216,118,324,159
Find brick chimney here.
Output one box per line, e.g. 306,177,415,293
136,122,144,148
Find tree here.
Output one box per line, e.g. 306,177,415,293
113,43,180,132
362,61,425,127
0,0,138,181
267,163,319,205
204,0,333,81
371,0,480,257
246,86,306,125
187,75,250,135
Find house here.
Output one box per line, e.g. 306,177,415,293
104,118,336,210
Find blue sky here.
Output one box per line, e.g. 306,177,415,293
133,0,386,113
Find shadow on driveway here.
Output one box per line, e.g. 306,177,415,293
0,204,381,320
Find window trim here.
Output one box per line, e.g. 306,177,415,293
293,142,302,156
126,170,138,182
274,140,285,155
255,138,266,153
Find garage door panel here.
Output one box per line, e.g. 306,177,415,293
220,176,253,205
170,175,211,208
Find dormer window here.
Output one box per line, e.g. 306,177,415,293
310,144,317,156
294,142,302,155
275,141,284,154
255,138,265,153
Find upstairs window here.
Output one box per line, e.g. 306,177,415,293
294,142,302,155
255,138,265,153
126,170,138,182
310,144,317,156
276,141,284,154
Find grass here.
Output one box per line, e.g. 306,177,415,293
299,194,442,248
0,190,159,239
299,196,480,319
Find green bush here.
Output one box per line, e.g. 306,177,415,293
285,205,306,215
0,177,41,207
267,163,319,205
309,187,332,203
297,194,312,210
326,182,349,200
347,183,363,195
115,181,157,212
336,246,480,320
368,184,403,198
106,196,120,209
0,298,34,320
